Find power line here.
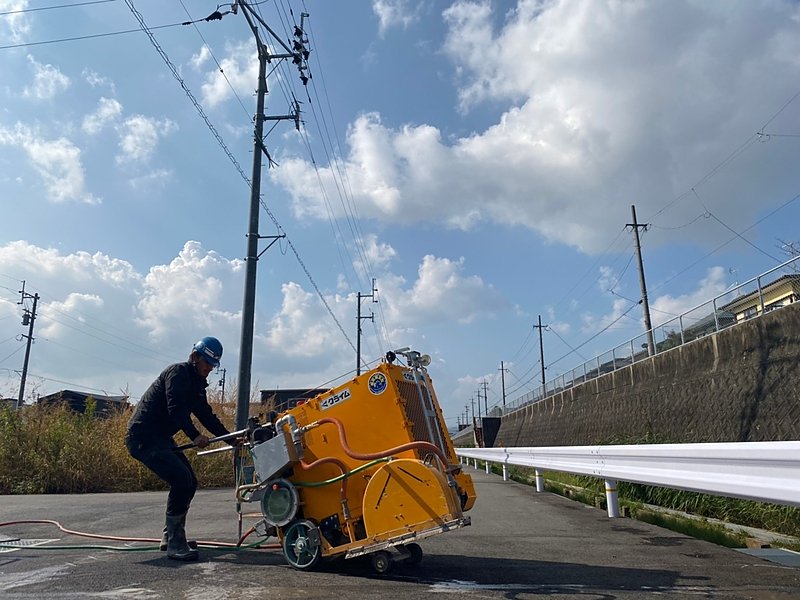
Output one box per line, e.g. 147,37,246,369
124,1,356,358
760,88,800,133
177,0,252,120
24,371,133,398
0,343,24,366
546,326,587,362
123,0,252,184
0,0,116,17
650,190,800,295
545,300,640,373
0,21,185,51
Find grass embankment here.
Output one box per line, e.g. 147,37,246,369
0,402,235,495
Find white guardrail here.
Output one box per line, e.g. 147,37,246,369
455,442,800,518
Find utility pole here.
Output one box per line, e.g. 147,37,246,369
533,315,547,393
627,204,655,356
498,361,507,408
218,368,227,401
356,279,377,375
16,282,39,410
481,379,489,415
470,397,476,424
234,1,305,429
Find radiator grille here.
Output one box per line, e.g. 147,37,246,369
396,377,448,454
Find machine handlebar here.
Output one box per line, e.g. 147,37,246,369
174,428,249,451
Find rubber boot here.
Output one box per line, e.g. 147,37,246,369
165,513,198,561
161,519,197,551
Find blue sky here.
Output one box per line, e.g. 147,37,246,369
1,0,799,428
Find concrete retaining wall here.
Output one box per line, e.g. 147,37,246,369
494,302,800,447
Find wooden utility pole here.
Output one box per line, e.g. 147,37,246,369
533,315,547,393
235,2,303,429
16,283,38,410
499,361,507,408
627,204,655,356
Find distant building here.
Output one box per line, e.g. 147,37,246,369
259,388,328,414
721,274,800,322
37,390,130,418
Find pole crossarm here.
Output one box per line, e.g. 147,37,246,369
355,279,378,375
456,441,800,508
256,234,286,259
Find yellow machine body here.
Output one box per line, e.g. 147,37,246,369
241,355,475,569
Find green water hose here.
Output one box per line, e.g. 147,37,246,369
293,457,391,488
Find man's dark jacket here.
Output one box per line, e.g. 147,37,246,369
127,361,229,443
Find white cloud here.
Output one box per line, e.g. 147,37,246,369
82,97,123,135
190,45,212,70
372,0,420,36
23,55,70,100
0,241,244,397
0,238,508,401
39,293,104,338
581,265,731,340
581,296,634,335
650,266,729,326
0,124,98,204
263,282,346,359
116,115,177,164
0,241,141,290
381,254,505,326
354,233,397,277
135,241,244,342
127,168,172,190
0,0,30,44
82,69,116,92
272,1,800,254
197,40,257,108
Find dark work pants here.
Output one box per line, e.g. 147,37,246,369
125,435,198,517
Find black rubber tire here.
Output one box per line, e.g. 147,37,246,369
282,520,321,570
404,542,423,565
371,550,392,574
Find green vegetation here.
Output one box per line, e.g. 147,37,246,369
0,402,235,495
480,461,800,547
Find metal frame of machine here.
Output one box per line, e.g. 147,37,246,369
231,348,476,573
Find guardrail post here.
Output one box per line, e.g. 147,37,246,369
473,458,478,470
534,469,544,492
485,461,490,474
605,479,620,518
502,464,508,481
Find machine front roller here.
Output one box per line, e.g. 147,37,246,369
282,519,322,570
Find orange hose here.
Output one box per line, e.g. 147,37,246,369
0,519,280,550
315,417,449,464
298,455,354,539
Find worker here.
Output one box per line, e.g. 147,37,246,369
125,336,232,561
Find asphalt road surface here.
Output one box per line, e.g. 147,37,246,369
2,469,799,599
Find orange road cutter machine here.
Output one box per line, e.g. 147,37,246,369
233,348,476,572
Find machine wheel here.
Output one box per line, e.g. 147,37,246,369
371,550,392,574
282,520,321,570
403,542,423,565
